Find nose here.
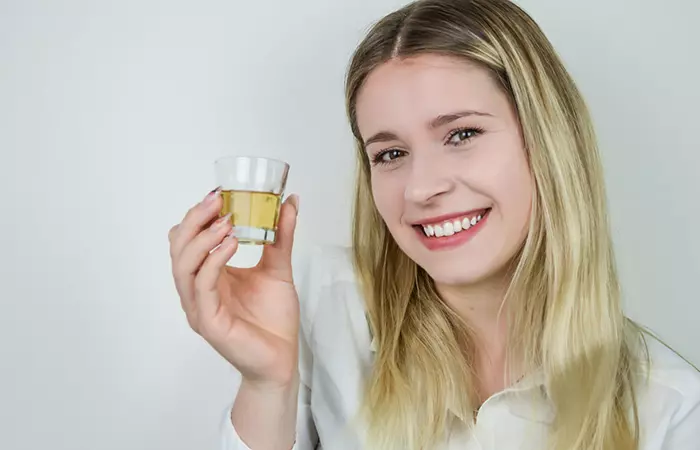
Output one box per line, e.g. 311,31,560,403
403,154,453,204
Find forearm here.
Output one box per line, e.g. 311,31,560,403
231,374,300,450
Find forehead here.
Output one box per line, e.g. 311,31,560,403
355,54,502,136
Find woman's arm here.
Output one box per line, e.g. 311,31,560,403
222,324,317,450
231,376,301,450
221,247,322,450
659,392,700,449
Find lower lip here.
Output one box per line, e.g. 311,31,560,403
414,210,490,251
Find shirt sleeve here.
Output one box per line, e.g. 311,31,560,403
661,382,700,449
219,246,322,450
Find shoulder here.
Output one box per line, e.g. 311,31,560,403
291,244,357,331
639,335,700,405
292,243,355,291
644,336,700,388
634,333,700,443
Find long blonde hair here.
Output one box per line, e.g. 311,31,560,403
345,0,645,449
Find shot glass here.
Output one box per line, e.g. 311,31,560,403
214,155,290,245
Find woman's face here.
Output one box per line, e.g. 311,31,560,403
355,54,532,287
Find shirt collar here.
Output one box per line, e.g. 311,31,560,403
368,336,553,424
369,335,377,352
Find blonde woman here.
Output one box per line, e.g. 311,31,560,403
168,0,700,449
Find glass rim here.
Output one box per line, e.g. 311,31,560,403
214,154,290,168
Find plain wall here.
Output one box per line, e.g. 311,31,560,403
1,0,698,448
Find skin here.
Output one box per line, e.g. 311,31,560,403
169,53,535,446
169,191,301,450
355,54,533,399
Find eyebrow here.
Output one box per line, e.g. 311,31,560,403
363,110,493,147
430,110,493,129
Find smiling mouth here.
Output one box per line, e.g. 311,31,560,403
413,208,491,238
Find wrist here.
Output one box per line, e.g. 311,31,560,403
232,374,300,450
241,358,300,392
240,370,299,394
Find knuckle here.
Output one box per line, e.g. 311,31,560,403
227,317,246,342
193,274,209,296
172,262,190,282
187,316,201,335
178,301,200,332
168,224,179,242
198,320,213,339
198,317,221,342
184,204,202,222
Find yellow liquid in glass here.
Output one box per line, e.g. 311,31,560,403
219,190,281,243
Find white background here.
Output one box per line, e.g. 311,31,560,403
1,0,698,448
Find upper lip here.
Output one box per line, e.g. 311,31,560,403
408,208,490,226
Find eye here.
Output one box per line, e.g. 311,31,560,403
371,149,406,165
446,127,484,146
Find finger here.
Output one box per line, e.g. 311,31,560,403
259,194,299,281
172,212,231,318
170,187,223,258
194,234,239,320
174,213,233,283
168,224,179,243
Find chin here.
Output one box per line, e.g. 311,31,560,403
420,259,498,287
398,237,510,288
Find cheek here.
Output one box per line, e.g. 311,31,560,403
474,137,532,224
370,172,405,225
492,149,533,231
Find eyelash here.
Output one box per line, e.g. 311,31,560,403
370,126,485,166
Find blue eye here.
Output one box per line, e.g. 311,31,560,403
372,149,406,165
446,127,484,145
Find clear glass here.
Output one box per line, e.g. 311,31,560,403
214,155,290,245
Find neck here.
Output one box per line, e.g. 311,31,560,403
435,270,513,401
436,272,510,352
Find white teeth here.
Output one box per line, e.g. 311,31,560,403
421,211,488,238
443,222,454,236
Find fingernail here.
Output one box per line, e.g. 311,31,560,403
204,186,221,203
213,213,232,228
288,194,299,216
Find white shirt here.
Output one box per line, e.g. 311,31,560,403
220,245,700,450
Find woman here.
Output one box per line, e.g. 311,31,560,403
168,0,700,449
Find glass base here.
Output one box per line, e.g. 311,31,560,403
231,225,277,245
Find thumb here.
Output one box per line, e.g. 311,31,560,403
259,193,299,280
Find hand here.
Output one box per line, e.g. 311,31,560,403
169,188,301,388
